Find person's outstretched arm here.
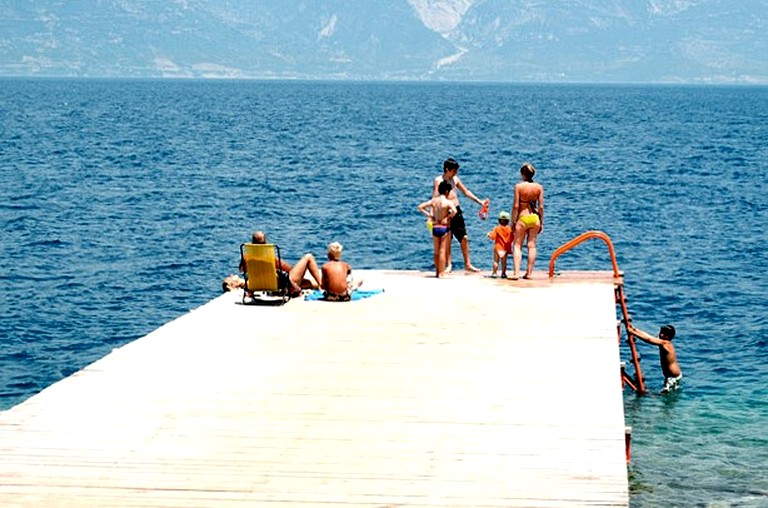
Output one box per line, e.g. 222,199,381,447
455,177,485,206
628,325,662,345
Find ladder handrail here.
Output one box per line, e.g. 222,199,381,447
549,231,647,395
617,285,646,395
548,230,621,279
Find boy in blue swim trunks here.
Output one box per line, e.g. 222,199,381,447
419,180,457,278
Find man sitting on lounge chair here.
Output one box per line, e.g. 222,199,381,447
224,230,322,294
244,231,322,291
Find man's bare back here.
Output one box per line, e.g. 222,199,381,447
322,260,352,296
320,242,363,300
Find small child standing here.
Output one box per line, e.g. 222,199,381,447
486,211,513,278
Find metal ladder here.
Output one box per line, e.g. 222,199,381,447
548,230,647,395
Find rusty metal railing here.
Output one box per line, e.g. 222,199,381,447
548,231,646,395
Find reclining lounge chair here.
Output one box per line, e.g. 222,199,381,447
239,243,289,306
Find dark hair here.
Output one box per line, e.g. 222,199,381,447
660,324,676,340
443,158,459,172
520,162,536,182
437,180,452,195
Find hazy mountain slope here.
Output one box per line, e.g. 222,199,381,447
0,0,452,78
407,0,476,33
0,0,765,82
443,0,768,82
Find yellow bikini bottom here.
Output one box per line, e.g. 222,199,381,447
520,214,540,229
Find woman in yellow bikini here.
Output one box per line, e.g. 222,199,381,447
511,162,544,280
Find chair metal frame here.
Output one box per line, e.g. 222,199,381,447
239,243,289,306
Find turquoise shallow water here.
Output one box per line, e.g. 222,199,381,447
1,79,767,506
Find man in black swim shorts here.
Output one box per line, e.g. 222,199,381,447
431,158,487,272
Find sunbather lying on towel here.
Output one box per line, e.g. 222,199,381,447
222,274,245,292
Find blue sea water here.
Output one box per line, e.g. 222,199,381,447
1,79,766,507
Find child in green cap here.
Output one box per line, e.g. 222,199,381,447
486,211,513,278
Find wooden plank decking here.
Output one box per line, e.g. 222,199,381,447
0,270,629,507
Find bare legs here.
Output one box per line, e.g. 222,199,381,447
500,250,508,277
525,228,539,278
512,223,539,279
290,253,322,288
512,222,525,280
444,235,480,273
492,250,508,277
434,235,450,277
460,237,480,272
433,236,442,277
349,276,364,291
445,234,453,273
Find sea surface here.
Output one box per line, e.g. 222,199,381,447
1,79,766,507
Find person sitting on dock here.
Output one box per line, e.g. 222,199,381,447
628,324,682,393
321,242,363,302
237,230,323,294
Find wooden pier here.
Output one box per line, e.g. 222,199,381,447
0,270,629,507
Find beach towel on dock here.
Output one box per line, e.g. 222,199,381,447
304,289,385,302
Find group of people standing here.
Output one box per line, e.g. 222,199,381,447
419,158,544,280
417,158,681,393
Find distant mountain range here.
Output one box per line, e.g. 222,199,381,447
1,0,766,83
